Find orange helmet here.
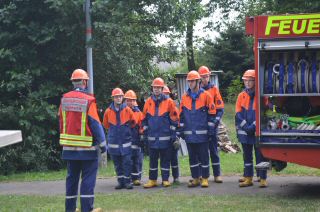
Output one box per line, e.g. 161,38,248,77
198,66,211,76
124,90,137,100
242,69,255,79
111,88,124,97
163,86,171,94
187,70,201,81
151,77,165,87
70,69,89,80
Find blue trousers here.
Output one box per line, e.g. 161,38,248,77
209,133,221,176
149,147,171,181
111,154,132,185
242,143,267,179
65,159,98,212
187,142,209,179
170,147,179,179
131,149,143,181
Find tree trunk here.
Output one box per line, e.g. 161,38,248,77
186,20,195,71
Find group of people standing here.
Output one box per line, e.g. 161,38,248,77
58,67,267,212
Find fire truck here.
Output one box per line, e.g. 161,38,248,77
246,14,320,171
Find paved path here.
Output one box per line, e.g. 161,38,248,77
1,176,320,197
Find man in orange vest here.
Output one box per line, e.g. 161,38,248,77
124,90,144,186
103,88,136,190
59,69,106,212
142,78,179,188
198,66,224,183
179,71,216,188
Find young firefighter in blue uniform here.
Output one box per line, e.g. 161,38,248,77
179,70,216,188
124,90,144,186
198,66,224,183
163,85,180,183
103,88,136,190
235,69,267,188
59,69,106,212
143,78,179,188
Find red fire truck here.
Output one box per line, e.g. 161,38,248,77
246,14,320,171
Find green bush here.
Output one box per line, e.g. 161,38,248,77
225,78,244,103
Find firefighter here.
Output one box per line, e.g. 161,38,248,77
143,78,179,188
124,90,144,186
179,70,216,188
198,65,224,183
59,69,105,212
163,85,180,183
235,69,267,188
103,88,136,190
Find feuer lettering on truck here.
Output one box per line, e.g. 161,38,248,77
265,14,320,35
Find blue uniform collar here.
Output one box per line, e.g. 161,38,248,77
187,88,204,100
245,88,255,99
200,81,214,90
132,106,140,112
151,93,167,102
110,102,127,112
74,87,88,93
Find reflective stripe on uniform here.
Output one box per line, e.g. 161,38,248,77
237,130,247,135
161,168,170,171
201,164,209,168
170,125,176,130
184,131,192,135
80,195,94,198
60,139,92,147
131,145,139,149
212,162,220,166
190,163,200,168
81,112,86,136
180,123,184,127
208,122,214,126
123,142,132,148
252,121,256,125
196,130,207,135
171,165,178,168
99,141,107,147
240,120,247,127
109,142,131,148
63,146,96,151
131,172,142,176
150,168,158,171
245,163,253,166
143,126,148,130
117,175,124,178
62,111,66,133
148,137,170,141
66,195,77,199
109,144,119,148
216,117,221,120
159,136,170,141
60,134,93,141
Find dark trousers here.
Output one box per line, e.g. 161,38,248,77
111,154,132,185
209,133,221,176
170,147,179,179
131,149,143,181
65,159,98,212
242,143,267,179
187,142,209,179
149,147,171,181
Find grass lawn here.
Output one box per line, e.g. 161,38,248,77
1,103,320,182
1,192,320,212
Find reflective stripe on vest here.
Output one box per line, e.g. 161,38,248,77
60,97,93,147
